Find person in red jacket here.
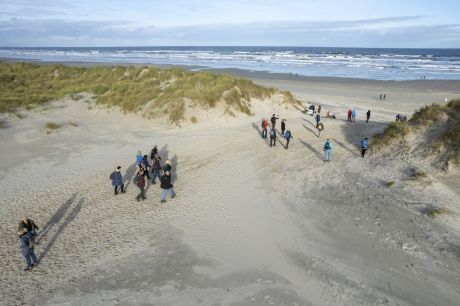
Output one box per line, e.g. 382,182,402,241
347,109,352,122
134,169,146,201
261,119,268,138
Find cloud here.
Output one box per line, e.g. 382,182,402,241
0,16,459,47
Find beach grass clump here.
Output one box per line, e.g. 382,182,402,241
371,121,410,148
190,116,198,124
0,62,290,123
386,181,395,187
45,121,61,134
0,119,7,128
420,206,450,218
410,103,445,124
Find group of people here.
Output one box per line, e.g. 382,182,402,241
379,94,387,101
261,114,293,149
110,145,176,203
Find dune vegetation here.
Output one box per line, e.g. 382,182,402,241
372,99,460,164
0,62,296,123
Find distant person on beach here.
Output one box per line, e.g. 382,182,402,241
160,170,175,203
379,94,382,100
17,217,39,271
281,119,286,136
284,130,293,149
323,139,333,162
351,109,357,122
269,127,277,147
366,110,371,123
141,155,151,180
308,104,315,116
110,166,125,195
318,105,321,114
347,109,352,121
396,114,400,122
360,137,369,158
271,114,279,128
261,118,268,138
134,169,146,201
151,153,162,184
383,94,386,101
315,113,321,126
317,122,324,137
136,150,143,166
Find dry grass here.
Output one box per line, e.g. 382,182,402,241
0,62,293,123
419,206,451,218
371,121,410,148
45,121,61,134
190,116,198,124
0,119,7,128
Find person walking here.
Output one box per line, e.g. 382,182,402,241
351,109,357,122
317,122,324,137
110,166,125,195
270,114,279,128
261,118,268,138
379,94,382,100
360,137,369,158
151,153,162,184
315,113,321,126
160,170,175,203
383,94,386,101
136,150,143,166
366,110,371,123
134,169,146,201
323,138,333,162
150,145,160,160
347,109,352,121
284,130,293,149
318,105,322,114
141,155,151,180
281,119,286,137
17,217,39,271
269,127,277,147
163,159,172,172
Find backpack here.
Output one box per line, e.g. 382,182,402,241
109,172,115,180
284,131,290,139
324,142,331,150
270,129,275,137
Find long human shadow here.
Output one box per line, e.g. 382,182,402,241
171,154,178,184
36,193,77,244
251,122,270,146
302,123,318,137
300,116,316,128
299,139,323,161
123,161,139,191
332,138,361,157
37,196,84,263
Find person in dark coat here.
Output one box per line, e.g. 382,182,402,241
284,130,293,149
141,155,151,180
269,128,277,147
318,105,322,114
135,169,146,201
270,114,279,128
315,113,321,126
17,217,39,271
151,154,162,184
150,145,160,160
110,166,125,194
160,171,175,203
281,119,286,137
366,110,371,123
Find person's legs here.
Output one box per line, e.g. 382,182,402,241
170,187,176,198
362,149,366,157
114,186,118,195
274,136,276,146
161,189,167,202
324,150,331,161
29,248,37,265
121,184,125,193
136,187,142,201
145,169,150,180
286,138,289,149
270,137,273,147
141,186,146,199
21,247,32,268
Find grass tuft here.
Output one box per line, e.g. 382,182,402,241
190,116,197,124
68,121,78,127
45,121,61,134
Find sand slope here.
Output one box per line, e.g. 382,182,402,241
0,77,459,306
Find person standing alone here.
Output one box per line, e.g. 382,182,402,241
366,110,371,123
323,139,333,162
284,130,293,149
17,217,39,271
360,137,369,158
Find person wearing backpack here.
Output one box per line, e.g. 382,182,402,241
360,137,369,158
323,138,333,162
366,110,371,123
269,127,277,147
141,155,151,180
317,122,324,137
134,169,146,201
260,119,268,138
281,119,286,137
110,166,125,195
160,170,175,203
315,113,321,126
284,130,293,149
151,153,162,184
351,109,357,122
136,150,143,166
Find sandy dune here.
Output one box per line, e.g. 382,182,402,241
1,75,459,306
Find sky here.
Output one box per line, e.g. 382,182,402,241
0,0,459,47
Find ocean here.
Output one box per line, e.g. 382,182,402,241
1,46,459,81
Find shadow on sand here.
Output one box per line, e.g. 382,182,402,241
251,122,270,146
299,139,323,161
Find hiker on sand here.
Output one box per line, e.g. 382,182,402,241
315,113,321,126
141,155,151,180
136,150,143,166
347,109,352,121
318,105,322,114
110,166,125,195
151,153,162,184
366,110,371,123
383,94,386,101
317,122,324,137
17,217,39,271
160,170,175,203
269,127,277,147
134,169,146,201
379,94,382,100
284,130,293,149
323,138,333,162
261,118,269,138
150,145,160,160
351,109,357,122
270,114,279,128
360,137,369,158
281,119,286,137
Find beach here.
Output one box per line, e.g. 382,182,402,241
1,67,460,305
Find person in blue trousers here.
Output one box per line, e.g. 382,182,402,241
17,218,39,271
110,166,125,195
160,171,175,203
323,138,333,162
360,137,369,158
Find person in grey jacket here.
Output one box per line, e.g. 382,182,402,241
110,166,125,195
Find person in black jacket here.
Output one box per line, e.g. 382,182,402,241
160,171,175,203
270,114,279,128
269,128,277,147
366,110,371,123
281,119,286,137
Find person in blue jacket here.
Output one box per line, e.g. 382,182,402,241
110,166,125,194
136,150,143,166
323,138,333,162
360,137,369,158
